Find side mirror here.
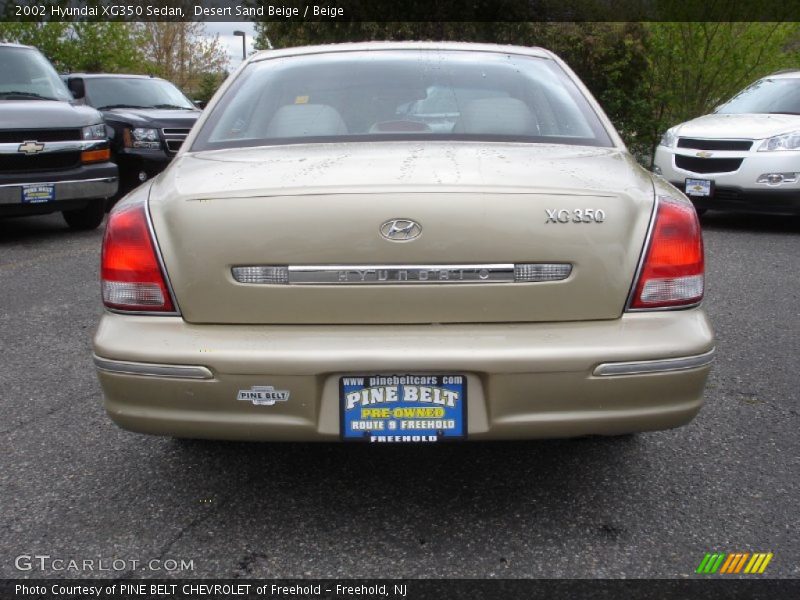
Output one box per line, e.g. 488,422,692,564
67,77,85,100
193,99,206,109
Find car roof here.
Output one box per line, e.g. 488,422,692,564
250,41,553,64
0,42,36,50
65,73,162,80
764,69,800,79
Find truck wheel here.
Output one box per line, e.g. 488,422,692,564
63,199,106,230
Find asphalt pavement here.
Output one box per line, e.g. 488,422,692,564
0,210,798,579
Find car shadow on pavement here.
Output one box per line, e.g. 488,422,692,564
161,436,645,553
699,211,800,234
0,213,104,244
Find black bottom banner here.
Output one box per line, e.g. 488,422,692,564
3,579,800,600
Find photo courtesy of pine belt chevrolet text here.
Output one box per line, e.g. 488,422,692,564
92,42,715,442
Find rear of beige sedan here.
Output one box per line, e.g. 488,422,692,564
93,43,714,442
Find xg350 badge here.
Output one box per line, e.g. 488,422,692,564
237,386,290,406
380,218,422,241
546,208,606,224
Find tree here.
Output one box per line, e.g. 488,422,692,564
68,23,146,73
0,22,144,74
643,22,800,160
138,23,229,91
194,70,226,105
0,23,73,70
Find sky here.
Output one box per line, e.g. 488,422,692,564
203,21,259,71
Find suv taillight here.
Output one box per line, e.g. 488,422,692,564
629,196,704,310
101,199,175,312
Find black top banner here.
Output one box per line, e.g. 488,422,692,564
2,0,800,22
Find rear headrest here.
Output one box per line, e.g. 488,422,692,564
266,104,348,138
454,97,538,135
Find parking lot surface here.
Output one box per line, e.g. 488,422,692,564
1,211,798,578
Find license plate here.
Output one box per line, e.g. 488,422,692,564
21,184,55,204
685,178,712,197
340,374,467,442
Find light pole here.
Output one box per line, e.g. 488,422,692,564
233,30,246,61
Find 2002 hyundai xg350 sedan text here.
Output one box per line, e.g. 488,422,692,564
93,43,715,442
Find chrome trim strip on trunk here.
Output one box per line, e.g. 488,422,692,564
593,348,715,376
93,355,213,380
290,264,516,284
232,263,573,285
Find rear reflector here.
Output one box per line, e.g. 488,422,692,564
232,266,290,284
514,263,572,282
629,196,704,309
101,198,175,312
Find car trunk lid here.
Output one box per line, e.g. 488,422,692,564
149,142,654,324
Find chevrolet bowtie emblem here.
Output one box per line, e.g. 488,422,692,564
695,151,713,158
18,140,45,155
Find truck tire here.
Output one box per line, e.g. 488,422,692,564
62,199,105,230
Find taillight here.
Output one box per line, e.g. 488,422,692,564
101,199,175,312
629,196,704,309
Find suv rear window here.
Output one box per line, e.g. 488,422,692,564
192,50,612,151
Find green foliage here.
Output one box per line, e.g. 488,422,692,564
0,22,144,73
138,23,229,90
643,23,800,159
0,23,74,70
194,71,224,105
69,23,146,73
0,22,229,92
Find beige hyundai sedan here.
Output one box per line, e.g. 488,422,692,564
93,42,714,442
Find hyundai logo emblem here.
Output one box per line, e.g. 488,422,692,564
379,218,422,242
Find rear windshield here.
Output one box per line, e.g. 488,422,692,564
0,46,72,102
717,77,800,115
192,50,613,151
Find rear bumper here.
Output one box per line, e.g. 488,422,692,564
93,309,715,441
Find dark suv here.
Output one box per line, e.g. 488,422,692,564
0,43,117,230
63,74,201,193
